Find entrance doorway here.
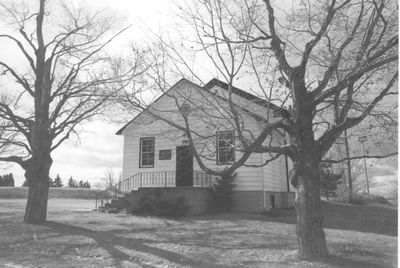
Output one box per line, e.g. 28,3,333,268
176,145,193,186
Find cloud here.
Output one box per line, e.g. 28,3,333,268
3,120,123,187
50,121,123,184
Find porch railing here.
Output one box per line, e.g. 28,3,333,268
95,170,220,210
193,171,219,187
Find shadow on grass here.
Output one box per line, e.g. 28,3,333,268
40,219,395,268
268,202,397,236
316,255,393,268
42,221,233,268
191,201,397,236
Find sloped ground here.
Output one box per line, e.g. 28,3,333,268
0,187,101,199
0,199,396,268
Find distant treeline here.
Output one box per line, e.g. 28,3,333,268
67,176,91,188
22,174,90,189
0,174,15,187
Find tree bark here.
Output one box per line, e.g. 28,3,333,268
23,116,52,223
343,130,353,201
22,0,52,224
290,71,329,259
23,153,52,223
294,158,328,259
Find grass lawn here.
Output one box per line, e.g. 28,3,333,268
0,187,101,199
0,198,397,268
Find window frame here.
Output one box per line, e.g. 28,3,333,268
139,137,155,168
216,130,235,165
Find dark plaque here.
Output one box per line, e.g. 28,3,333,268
159,149,172,160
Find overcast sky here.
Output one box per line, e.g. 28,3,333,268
0,0,182,186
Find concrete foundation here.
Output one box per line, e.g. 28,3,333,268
125,187,213,215
123,187,295,215
231,191,295,213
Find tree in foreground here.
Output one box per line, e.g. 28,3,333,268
119,0,397,259
0,0,141,223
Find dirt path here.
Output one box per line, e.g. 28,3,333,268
0,199,397,267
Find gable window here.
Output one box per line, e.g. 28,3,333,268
217,131,235,165
140,137,155,168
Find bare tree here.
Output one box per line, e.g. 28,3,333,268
0,0,144,223
118,0,397,260
325,115,397,200
96,169,118,190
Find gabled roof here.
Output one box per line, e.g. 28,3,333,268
116,78,290,135
116,78,199,135
204,78,290,118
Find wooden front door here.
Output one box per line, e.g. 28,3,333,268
176,146,193,186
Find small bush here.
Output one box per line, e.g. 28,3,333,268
131,189,188,217
212,173,236,212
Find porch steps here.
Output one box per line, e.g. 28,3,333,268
95,170,219,212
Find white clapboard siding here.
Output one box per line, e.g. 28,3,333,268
192,150,264,191
122,119,178,181
121,79,286,192
260,128,291,192
262,156,283,192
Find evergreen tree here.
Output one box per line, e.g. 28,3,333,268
53,174,63,187
78,180,84,188
320,163,343,200
212,173,236,212
68,176,78,188
84,180,91,189
48,177,55,187
0,174,15,187
8,174,14,187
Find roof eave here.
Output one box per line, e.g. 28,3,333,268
115,78,202,136
203,78,291,119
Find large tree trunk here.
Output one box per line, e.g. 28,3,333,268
23,153,52,223
23,0,52,224
290,71,329,259
23,118,52,224
294,158,328,259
